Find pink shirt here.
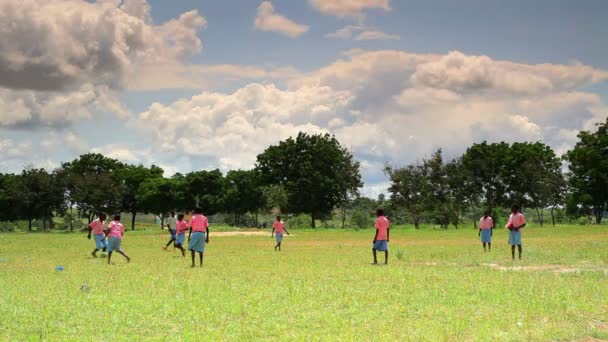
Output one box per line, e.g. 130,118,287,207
479,216,493,230
88,219,105,235
107,220,124,238
506,213,526,229
375,216,390,240
189,214,208,233
273,221,285,234
175,220,188,234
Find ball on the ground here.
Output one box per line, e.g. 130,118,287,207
100,253,107,258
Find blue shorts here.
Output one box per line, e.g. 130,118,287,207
480,229,492,243
169,229,176,239
94,234,107,249
508,230,522,245
275,233,283,242
373,240,388,251
175,233,185,245
107,237,122,252
188,232,206,252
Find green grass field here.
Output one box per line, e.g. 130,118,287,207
1,225,607,341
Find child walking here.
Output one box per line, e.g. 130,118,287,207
506,204,526,260
105,214,131,264
271,216,289,251
163,211,177,251
188,208,209,268
88,212,107,258
478,210,494,252
372,209,390,265
174,214,188,257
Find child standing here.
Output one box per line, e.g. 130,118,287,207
174,214,188,257
478,210,494,252
505,204,526,260
271,216,289,251
163,211,177,251
188,208,209,268
88,212,107,258
105,214,131,264
372,209,390,265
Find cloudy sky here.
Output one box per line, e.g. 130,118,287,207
1,0,607,196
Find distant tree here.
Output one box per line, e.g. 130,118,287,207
117,164,164,230
0,173,17,222
256,132,362,228
60,153,125,221
262,184,288,214
505,142,563,226
11,169,65,231
136,177,176,227
462,142,510,212
565,117,608,224
224,170,265,226
444,158,477,229
185,170,225,215
385,163,427,229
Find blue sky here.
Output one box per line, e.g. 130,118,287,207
1,0,607,196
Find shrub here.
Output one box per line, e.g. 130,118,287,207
350,209,373,229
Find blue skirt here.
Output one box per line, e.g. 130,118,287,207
508,230,522,245
107,237,122,252
373,240,388,251
188,232,206,252
94,234,107,249
275,233,283,242
175,233,185,245
480,229,492,243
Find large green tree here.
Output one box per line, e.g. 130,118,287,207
256,132,362,228
462,142,511,211
385,163,427,229
60,153,125,221
185,169,225,215
136,177,177,227
11,169,65,231
117,164,164,230
565,117,608,223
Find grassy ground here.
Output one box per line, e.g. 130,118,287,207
0,225,607,341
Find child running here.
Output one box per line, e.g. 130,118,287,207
271,216,289,251
478,210,494,252
88,212,107,258
174,214,188,257
372,209,390,265
105,214,131,264
163,211,177,251
188,208,209,268
505,204,526,260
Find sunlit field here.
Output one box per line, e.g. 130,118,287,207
1,225,607,340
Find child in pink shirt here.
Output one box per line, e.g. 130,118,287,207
478,210,494,252
104,214,131,264
188,207,210,268
87,212,107,258
271,216,290,251
372,209,390,265
505,204,526,260
174,214,188,257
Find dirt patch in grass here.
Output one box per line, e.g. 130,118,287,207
481,263,607,274
212,230,270,237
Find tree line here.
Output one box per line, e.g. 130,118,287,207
385,117,608,228
0,133,361,231
0,117,607,231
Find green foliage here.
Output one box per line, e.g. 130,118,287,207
286,214,313,229
350,209,373,229
185,170,225,214
564,116,608,223
256,132,362,228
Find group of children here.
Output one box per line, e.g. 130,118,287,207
87,204,527,267
477,204,527,259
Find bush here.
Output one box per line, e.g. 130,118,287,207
350,209,374,229
286,214,313,229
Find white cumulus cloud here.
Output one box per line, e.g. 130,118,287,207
254,1,309,38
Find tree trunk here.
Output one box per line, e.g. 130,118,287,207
595,207,603,224
311,213,316,228
28,217,33,232
69,206,74,232
551,207,556,226
340,206,346,229
131,211,137,231
255,212,258,227
42,216,47,232
535,208,543,227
